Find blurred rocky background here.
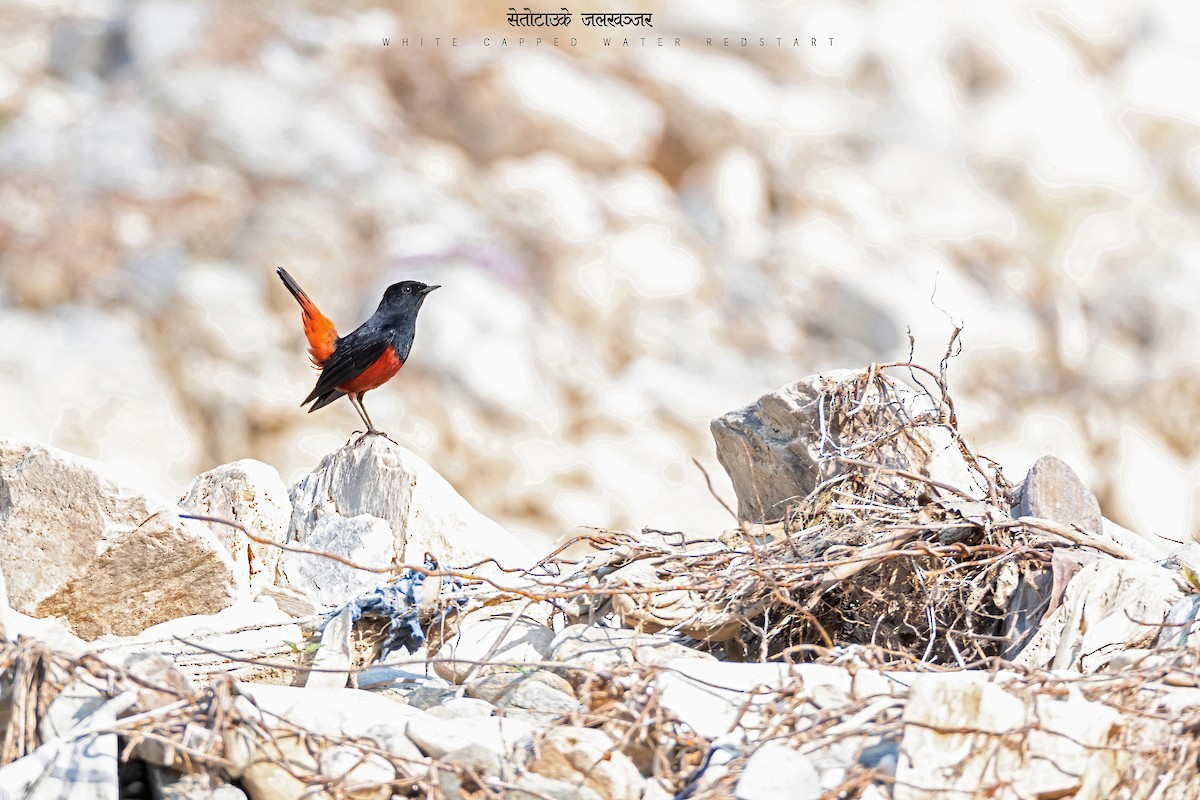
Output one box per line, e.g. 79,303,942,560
2,0,1199,549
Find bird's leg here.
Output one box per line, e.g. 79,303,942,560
349,393,395,445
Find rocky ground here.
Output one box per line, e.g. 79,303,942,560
2,365,1199,799
3,0,1200,548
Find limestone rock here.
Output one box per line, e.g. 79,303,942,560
655,660,896,740
404,713,534,759
431,606,555,683
279,511,393,608
711,370,987,522
288,437,533,570
1013,559,1184,671
0,441,240,639
736,743,821,800
426,697,495,721
527,727,643,800
464,670,575,705
1015,455,1102,535
895,672,1124,800
548,624,715,688
180,459,291,596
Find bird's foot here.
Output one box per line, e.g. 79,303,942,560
350,428,397,447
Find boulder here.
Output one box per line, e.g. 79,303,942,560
180,459,291,596
1014,455,1102,535
0,441,240,639
288,437,532,570
711,370,987,522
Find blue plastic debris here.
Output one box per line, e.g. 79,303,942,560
322,555,466,659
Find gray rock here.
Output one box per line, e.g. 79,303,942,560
180,459,292,597
711,370,987,522
0,441,240,639
497,680,582,716
407,685,458,710
735,743,822,800
464,670,575,705
548,624,715,688
1016,455,1102,535
48,16,128,82
288,437,533,570
427,697,495,720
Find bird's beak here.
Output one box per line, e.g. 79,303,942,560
421,285,441,295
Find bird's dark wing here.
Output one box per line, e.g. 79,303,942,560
303,328,391,405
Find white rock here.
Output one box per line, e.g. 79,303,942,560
318,746,395,797
94,599,304,686
895,672,1123,800
655,660,890,740
549,625,715,688
426,697,495,720
180,459,291,597
288,437,533,571
432,608,555,683
279,511,393,608
1014,559,1184,671
0,441,240,639
526,726,643,800
236,684,423,741
304,606,353,690
404,713,533,759
735,743,821,800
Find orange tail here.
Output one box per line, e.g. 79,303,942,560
277,267,337,368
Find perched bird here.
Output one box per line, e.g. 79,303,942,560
276,267,439,438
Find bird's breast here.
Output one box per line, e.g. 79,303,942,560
335,346,403,393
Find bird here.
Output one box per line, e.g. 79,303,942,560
276,267,439,439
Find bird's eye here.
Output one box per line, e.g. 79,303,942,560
403,286,412,294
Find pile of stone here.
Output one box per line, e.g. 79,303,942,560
1,365,1198,799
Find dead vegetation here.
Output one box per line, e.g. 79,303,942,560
3,357,1199,798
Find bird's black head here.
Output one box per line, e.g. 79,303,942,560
380,280,440,310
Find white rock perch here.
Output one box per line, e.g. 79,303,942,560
288,437,533,572
0,441,240,639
